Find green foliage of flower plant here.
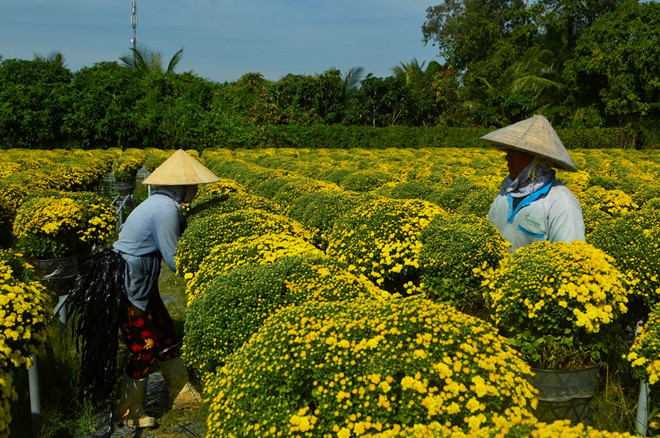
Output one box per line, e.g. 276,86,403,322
175,208,310,277
327,197,444,295
184,190,281,222
339,170,395,192
427,177,496,217
288,190,378,249
203,297,537,437
184,233,323,304
589,207,660,308
484,241,630,369
12,191,116,258
577,185,639,234
0,250,50,436
111,148,146,182
143,148,174,172
270,177,341,213
627,303,660,386
0,250,51,370
371,418,633,437
627,302,660,437
418,213,509,313
184,255,389,374
0,369,17,438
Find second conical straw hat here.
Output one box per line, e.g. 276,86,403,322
480,115,577,171
142,149,220,185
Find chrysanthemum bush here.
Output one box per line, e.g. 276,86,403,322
12,191,116,258
0,369,16,438
427,177,496,217
175,208,310,277
327,197,443,295
203,297,537,437
0,250,51,369
484,241,630,370
184,191,281,222
115,148,146,177
627,303,660,435
0,250,50,438
288,190,378,250
589,206,660,308
184,233,323,304
270,177,341,213
577,185,639,234
418,213,509,313
627,302,660,388
184,255,389,374
339,170,395,192
143,148,173,172
111,148,146,182
370,418,633,437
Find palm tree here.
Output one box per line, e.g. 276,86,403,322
119,46,183,73
391,58,426,86
342,66,365,101
505,46,567,111
33,51,66,67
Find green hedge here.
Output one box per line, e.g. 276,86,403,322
232,124,638,150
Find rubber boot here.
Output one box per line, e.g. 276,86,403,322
117,373,156,428
159,356,201,410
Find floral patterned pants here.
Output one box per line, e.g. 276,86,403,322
119,287,180,379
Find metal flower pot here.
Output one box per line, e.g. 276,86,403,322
115,180,136,196
531,364,600,425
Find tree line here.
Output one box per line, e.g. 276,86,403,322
0,0,658,150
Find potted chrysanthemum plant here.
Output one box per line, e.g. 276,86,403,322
483,240,630,424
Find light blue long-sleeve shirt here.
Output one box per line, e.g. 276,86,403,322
488,180,585,252
113,191,182,310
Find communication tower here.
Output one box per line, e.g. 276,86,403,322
131,0,137,52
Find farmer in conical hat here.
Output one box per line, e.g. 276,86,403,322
68,150,219,429
480,115,585,252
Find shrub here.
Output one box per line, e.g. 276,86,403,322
327,197,443,295
184,255,388,374
627,302,660,437
340,170,395,192
184,191,281,222
0,250,51,437
111,148,146,182
371,418,633,437
589,207,660,309
0,249,51,369
418,213,509,313
184,233,323,304
175,209,309,277
0,369,17,438
484,241,629,370
426,177,494,214
271,178,341,213
143,149,173,172
12,191,116,259
288,190,378,249
204,297,537,437
375,180,442,203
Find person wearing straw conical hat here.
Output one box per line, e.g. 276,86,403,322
67,150,218,429
480,115,585,252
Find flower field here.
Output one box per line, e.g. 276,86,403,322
3,146,660,436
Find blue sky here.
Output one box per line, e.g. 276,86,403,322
1,0,441,84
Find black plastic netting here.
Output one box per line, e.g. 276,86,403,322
67,249,125,405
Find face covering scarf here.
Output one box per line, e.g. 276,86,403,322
502,158,555,199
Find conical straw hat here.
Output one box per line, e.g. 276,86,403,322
142,149,220,185
480,115,577,171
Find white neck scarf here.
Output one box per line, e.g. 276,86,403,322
502,158,555,198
